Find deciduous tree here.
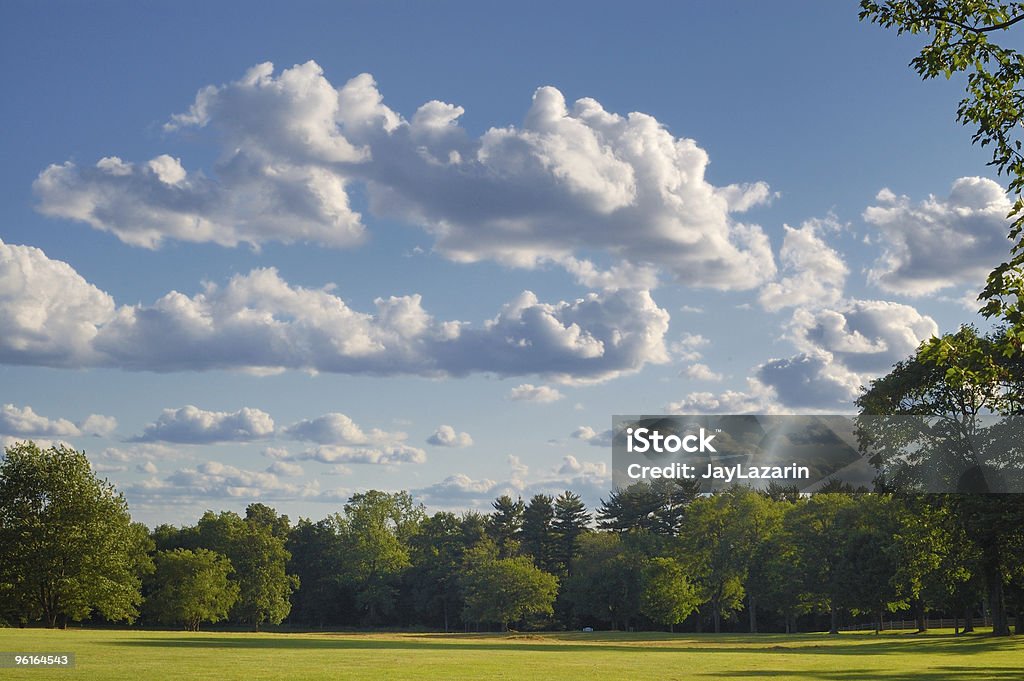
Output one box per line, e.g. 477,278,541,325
0,442,152,628
338,490,424,623
640,557,699,632
147,548,238,631
460,543,558,631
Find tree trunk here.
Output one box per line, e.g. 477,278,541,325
876,608,883,634
962,604,974,633
829,603,839,635
1015,602,1023,635
748,594,757,634
443,601,449,634
954,613,959,635
713,603,721,634
989,574,1011,635
914,599,927,632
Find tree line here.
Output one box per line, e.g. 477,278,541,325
2,440,1023,635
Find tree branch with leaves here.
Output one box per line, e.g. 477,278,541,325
861,1,1024,350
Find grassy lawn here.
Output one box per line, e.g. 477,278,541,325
1,628,1022,680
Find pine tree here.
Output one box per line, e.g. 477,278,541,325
488,495,525,558
521,494,556,572
552,491,591,576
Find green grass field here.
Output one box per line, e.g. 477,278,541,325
1,628,1022,680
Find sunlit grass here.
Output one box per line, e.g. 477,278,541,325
2,627,1022,680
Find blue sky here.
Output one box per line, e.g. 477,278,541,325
0,1,1014,525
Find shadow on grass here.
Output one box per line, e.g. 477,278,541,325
704,667,1023,681
110,632,1023,658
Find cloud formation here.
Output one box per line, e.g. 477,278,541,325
0,241,669,381
0,404,79,437
682,363,723,382
571,425,613,447
35,61,776,289
670,297,940,413
275,412,422,463
427,425,473,448
508,384,565,402
266,461,304,477
670,333,709,362
97,443,183,465
754,353,862,410
669,199,942,414
283,412,404,445
787,299,939,375
271,444,426,465
412,474,503,505
130,461,322,501
666,380,781,415
0,239,114,368
411,456,609,511
865,177,1011,295
557,455,607,477
0,403,117,438
133,405,275,443
759,218,847,312
34,154,365,250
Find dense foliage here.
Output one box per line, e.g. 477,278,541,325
0,442,153,628
2,439,1022,634
146,548,238,631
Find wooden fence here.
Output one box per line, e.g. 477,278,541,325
840,616,1017,631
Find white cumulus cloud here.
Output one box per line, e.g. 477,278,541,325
557,455,607,477
0,242,670,382
571,425,613,447
672,298,940,413
666,380,782,415
283,412,404,445
0,403,117,439
508,384,565,402
79,414,118,437
788,299,938,374
682,363,724,382
865,177,1012,296
35,61,777,289
427,425,473,448
0,239,114,367
129,460,322,502
266,461,304,477
133,405,275,443
670,333,709,362
759,218,848,312
0,404,80,437
412,474,502,505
